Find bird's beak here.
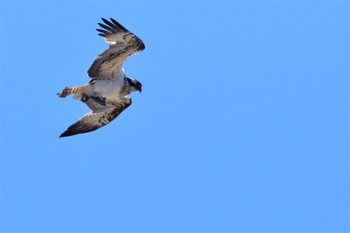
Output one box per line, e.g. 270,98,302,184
139,88,142,93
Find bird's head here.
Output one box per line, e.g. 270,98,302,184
127,78,142,93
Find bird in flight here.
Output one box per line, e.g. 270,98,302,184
58,18,145,137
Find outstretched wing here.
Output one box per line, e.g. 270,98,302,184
59,98,132,137
87,18,145,80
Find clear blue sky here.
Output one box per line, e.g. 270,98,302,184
1,0,349,232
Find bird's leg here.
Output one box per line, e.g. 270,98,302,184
91,96,106,106
81,93,90,102
81,94,106,105
81,94,107,111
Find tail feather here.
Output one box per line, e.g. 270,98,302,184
57,85,90,99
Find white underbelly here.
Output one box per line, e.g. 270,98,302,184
92,79,123,99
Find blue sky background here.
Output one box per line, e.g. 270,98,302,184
1,0,349,232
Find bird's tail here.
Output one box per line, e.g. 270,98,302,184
57,84,90,99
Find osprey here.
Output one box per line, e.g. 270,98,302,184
58,18,145,137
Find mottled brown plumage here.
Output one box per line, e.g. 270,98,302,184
58,18,144,137
60,98,132,137
88,18,144,79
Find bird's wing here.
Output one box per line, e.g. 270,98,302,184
60,98,132,137
87,18,145,80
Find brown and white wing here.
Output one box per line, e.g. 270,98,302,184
59,98,132,137
87,18,145,80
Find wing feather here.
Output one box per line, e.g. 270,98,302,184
98,22,117,33
101,17,127,32
96,28,110,34
87,18,145,79
59,98,132,137
110,18,128,31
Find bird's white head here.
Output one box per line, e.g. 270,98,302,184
127,77,142,93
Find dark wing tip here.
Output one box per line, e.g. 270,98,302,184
59,126,85,137
59,129,75,137
59,130,71,138
96,17,128,36
59,128,97,138
110,17,128,31
98,22,117,33
59,122,98,138
96,28,111,37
